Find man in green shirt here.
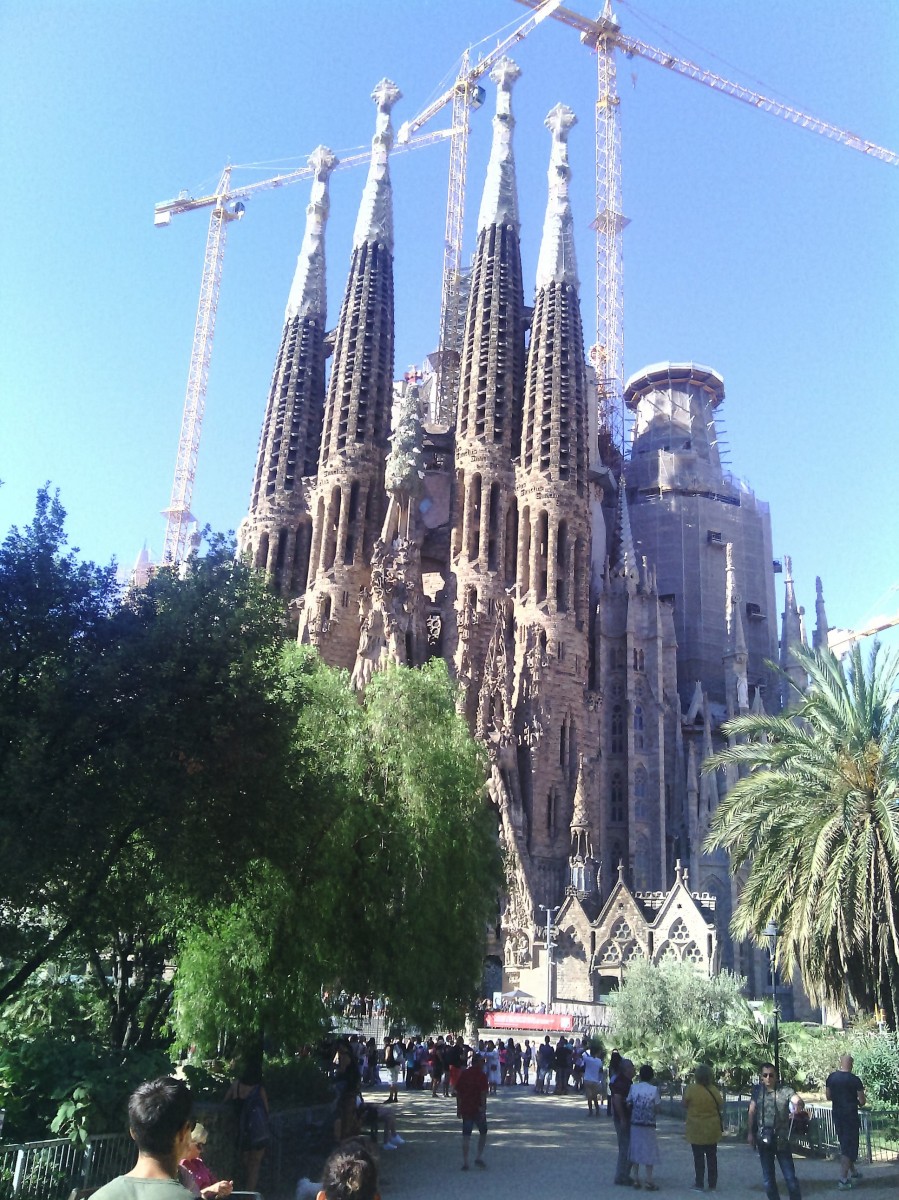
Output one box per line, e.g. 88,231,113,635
93,1076,195,1198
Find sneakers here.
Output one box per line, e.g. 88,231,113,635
390,1134,405,1146
851,1170,863,1180
382,1141,397,1151
837,1180,852,1190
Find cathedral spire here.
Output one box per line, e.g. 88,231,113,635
285,146,337,322
724,541,749,714
612,474,638,586
239,146,337,598
535,103,578,290
353,78,401,252
813,575,830,652
779,554,808,702
477,57,521,233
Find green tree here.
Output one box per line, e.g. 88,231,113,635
0,492,292,1028
704,642,899,1028
172,650,502,1052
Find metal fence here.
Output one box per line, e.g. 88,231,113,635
0,1133,134,1199
658,1083,899,1165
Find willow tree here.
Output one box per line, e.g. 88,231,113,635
705,642,899,1027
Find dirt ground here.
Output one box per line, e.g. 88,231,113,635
357,1084,898,1200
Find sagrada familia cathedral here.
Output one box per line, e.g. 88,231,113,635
236,62,827,1012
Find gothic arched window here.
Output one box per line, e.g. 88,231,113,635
611,705,624,755
634,704,645,750
610,772,624,824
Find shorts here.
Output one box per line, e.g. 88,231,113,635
390,1066,401,1085
461,1115,488,1137
835,1120,859,1162
584,1082,600,1102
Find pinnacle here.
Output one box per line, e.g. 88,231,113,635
371,78,402,112
545,102,577,140
490,56,521,90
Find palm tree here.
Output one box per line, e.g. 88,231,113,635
704,641,899,1027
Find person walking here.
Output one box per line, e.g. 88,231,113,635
628,1063,661,1190
456,1051,489,1171
825,1053,866,1189
582,1046,605,1116
747,1062,804,1200
611,1057,635,1186
683,1063,724,1191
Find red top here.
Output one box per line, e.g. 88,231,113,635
456,1066,489,1119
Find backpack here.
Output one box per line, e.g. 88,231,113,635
240,1084,270,1148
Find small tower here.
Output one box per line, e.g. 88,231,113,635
813,576,830,652
779,554,808,705
301,80,402,667
567,756,597,897
723,541,750,715
239,146,337,598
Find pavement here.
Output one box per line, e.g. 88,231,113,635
355,1084,898,1200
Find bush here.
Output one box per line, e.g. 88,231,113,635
849,1032,899,1108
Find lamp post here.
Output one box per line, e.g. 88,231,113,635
763,919,780,1079
540,905,559,1016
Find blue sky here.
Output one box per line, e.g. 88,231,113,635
2,0,897,647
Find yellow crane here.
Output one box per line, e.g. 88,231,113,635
513,0,899,457
154,128,453,566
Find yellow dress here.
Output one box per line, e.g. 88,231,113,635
684,1081,724,1145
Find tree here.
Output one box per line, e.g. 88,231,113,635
704,641,899,1028
0,491,292,1027
172,650,503,1053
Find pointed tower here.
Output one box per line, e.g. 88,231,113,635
301,80,401,667
239,146,337,598
779,554,808,705
512,102,593,882
813,576,830,652
567,756,597,897
451,57,526,718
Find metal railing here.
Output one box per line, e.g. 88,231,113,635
658,1083,899,1165
0,1133,134,1199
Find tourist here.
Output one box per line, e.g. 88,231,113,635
610,1057,635,1186
683,1063,723,1191
536,1035,554,1094
383,1037,400,1104
582,1045,605,1116
628,1063,661,1190
223,1059,270,1192
554,1036,572,1094
330,1040,362,1142
522,1039,533,1085
446,1035,466,1096
747,1062,804,1200
431,1036,448,1097
485,1039,501,1094
93,1076,195,1197
456,1051,489,1171
316,1138,380,1200
825,1053,866,1189
179,1123,233,1198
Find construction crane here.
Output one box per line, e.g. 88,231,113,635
514,0,899,459
828,586,899,655
396,0,563,425
155,128,453,566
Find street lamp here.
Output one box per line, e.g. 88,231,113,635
763,919,780,1079
539,905,559,1016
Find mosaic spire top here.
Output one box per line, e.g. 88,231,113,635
535,103,579,290
285,145,338,322
353,78,402,252
477,57,521,233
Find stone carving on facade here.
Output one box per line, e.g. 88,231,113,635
476,599,515,753
351,534,424,691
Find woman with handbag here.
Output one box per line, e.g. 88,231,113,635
747,1063,803,1200
683,1063,724,1191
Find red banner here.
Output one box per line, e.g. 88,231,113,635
484,1012,574,1031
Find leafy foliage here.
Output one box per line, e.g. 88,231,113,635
172,651,502,1053
608,959,768,1086
704,642,899,1027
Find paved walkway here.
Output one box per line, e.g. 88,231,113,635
361,1085,898,1200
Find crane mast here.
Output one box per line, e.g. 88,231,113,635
514,0,899,462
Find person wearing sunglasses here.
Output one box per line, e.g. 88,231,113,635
179,1123,234,1198
747,1064,804,1200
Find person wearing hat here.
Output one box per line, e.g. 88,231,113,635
179,1123,234,1198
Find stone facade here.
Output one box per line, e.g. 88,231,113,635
239,63,820,1008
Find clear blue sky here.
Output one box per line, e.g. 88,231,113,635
2,0,897,646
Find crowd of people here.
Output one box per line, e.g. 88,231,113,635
90,1042,868,1199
